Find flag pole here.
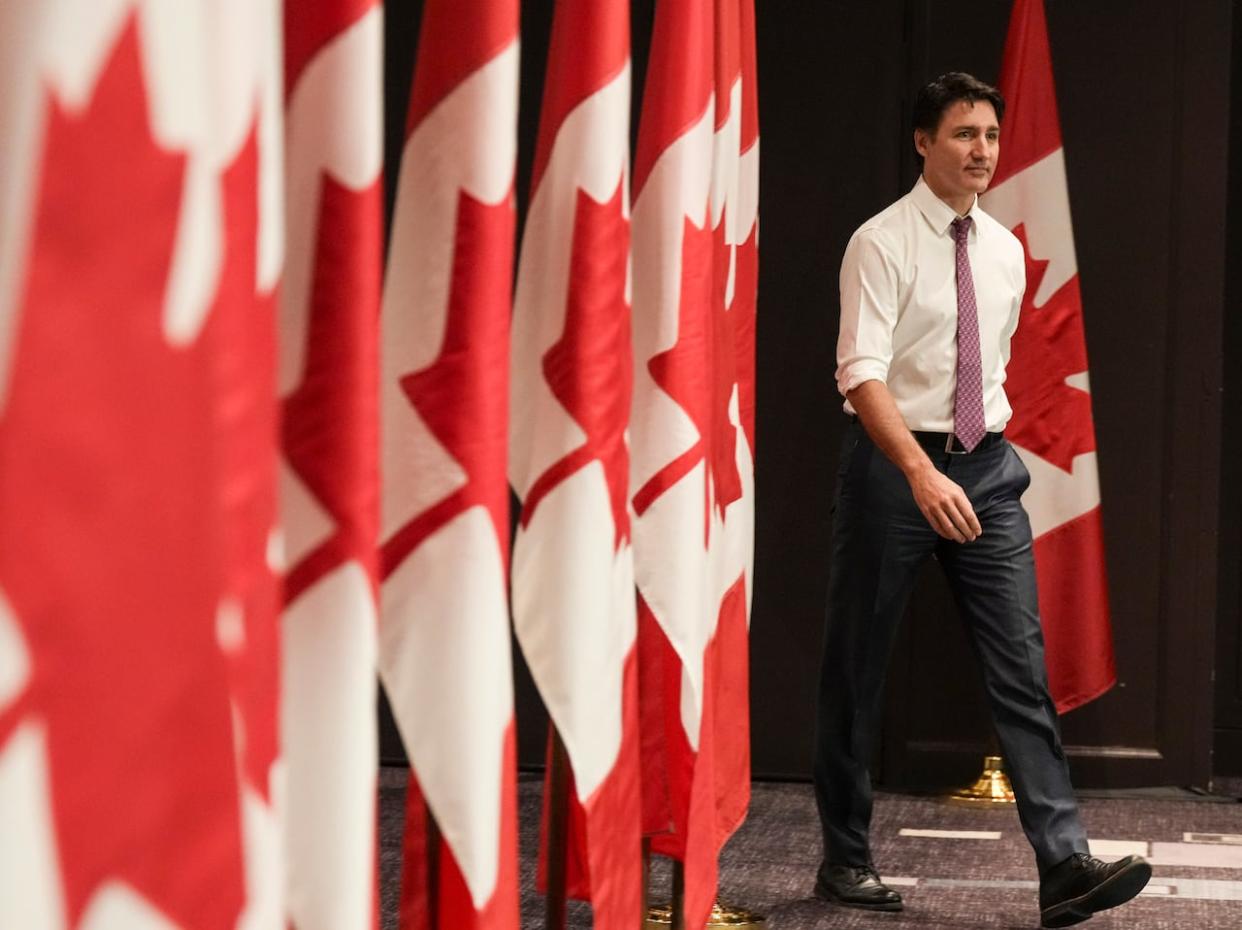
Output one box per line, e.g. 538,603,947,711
945,732,1015,806
546,726,571,930
425,802,442,927
641,857,685,930
671,861,685,930
644,858,767,928
946,753,1015,805
642,837,652,918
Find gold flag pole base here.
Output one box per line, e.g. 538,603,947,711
645,902,767,929
945,754,1016,806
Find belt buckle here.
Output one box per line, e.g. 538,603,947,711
945,433,968,455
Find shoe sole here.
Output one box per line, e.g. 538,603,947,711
1040,858,1153,928
814,878,904,912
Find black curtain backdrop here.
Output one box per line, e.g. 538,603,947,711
1215,4,1242,777
378,1,1235,789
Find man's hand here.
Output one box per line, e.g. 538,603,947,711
907,463,981,543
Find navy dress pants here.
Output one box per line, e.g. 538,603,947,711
813,422,1089,875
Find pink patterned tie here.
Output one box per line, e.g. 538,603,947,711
951,217,986,452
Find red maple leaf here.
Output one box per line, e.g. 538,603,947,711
519,182,632,551
0,20,250,928
636,214,742,545
381,189,514,573
282,175,383,600
1005,224,1097,472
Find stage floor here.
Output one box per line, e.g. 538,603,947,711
379,769,1242,929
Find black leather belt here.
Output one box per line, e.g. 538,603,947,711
911,430,1005,454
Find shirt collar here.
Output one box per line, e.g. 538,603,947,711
911,175,981,239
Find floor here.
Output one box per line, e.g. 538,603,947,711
378,769,1242,929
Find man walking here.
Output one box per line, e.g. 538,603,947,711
813,72,1150,928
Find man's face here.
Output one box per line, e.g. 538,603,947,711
915,99,1000,206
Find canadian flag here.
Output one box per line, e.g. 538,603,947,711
378,2,521,929
630,0,756,926
280,3,382,929
0,3,285,929
508,0,643,927
980,0,1116,711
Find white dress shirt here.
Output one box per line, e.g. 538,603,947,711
836,176,1026,433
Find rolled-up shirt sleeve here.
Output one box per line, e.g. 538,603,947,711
836,228,899,398
999,239,1026,369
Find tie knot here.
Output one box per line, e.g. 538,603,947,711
951,216,973,242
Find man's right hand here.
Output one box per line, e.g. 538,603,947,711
908,463,981,543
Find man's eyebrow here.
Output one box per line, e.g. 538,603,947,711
948,124,1001,133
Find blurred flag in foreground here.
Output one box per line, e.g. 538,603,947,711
629,0,757,926
280,3,383,928
378,1,521,929
0,4,285,927
509,0,643,926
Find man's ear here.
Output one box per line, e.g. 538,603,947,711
913,129,930,157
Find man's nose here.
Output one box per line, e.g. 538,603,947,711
970,138,989,160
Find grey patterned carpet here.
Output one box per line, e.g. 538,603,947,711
379,768,1242,929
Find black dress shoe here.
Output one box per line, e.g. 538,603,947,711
1039,853,1152,927
814,863,903,911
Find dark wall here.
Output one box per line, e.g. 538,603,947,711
1215,4,1242,778
744,0,909,784
379,1,1235,788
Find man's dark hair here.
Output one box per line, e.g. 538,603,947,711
912,71,1005,136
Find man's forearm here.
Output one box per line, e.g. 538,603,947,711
846,379,934,480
